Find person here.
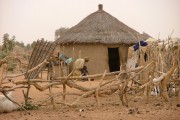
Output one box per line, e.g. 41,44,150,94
81,65,89,81
73,57,89,81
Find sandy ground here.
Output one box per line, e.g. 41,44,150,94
0,73,180,120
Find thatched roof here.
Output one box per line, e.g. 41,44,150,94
57,4,148,45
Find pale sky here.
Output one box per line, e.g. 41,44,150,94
0,0,180,45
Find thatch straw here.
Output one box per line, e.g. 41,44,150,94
57,4,149,45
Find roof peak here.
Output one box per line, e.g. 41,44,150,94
98,4,103,11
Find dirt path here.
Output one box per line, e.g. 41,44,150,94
0,75,180,120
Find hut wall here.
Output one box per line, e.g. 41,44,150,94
60,44,107,74
60,44,129,74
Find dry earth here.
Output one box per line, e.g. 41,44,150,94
0,73,180,120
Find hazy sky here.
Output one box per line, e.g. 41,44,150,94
0,0,180,45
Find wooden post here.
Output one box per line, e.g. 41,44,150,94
24,78,31,105
49,86,56,109
95,70,107,106
62,67,77,102
63,84,66,102
73,47,75,60
161,50,178,102
62,62,66,102
49,62,56,109
79,50,81,58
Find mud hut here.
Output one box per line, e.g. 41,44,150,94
56,4,148,74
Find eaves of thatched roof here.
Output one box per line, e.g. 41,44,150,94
57,4,148,45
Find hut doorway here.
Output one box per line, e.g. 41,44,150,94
108,48,120,72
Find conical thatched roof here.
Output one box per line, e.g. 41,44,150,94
57,4,147,45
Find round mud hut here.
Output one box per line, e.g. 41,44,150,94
56,4,147,74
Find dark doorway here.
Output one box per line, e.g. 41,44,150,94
108,47,120,72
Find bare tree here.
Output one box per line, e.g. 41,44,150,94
55,27,69,40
